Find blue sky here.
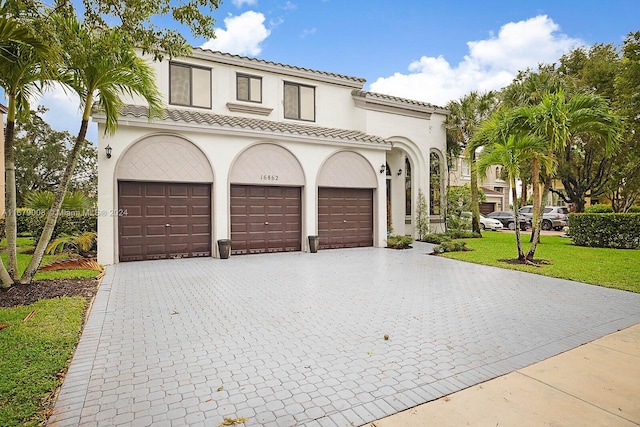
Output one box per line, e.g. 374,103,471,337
5,0,639,143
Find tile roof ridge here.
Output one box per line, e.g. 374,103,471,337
352,89,447,111
119,105,390,146
193,47,367,84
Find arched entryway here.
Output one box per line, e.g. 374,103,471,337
115,134,213,261
317,151,377,249
229,143,305,254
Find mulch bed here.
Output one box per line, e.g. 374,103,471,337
0,278,99,308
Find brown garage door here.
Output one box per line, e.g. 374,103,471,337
118,181,211,262
318,187,373,249
480,202,496,215
230,185,302,255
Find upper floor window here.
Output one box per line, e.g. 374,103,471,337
461,159,470,176
405,158,412,216
237,74,262,103
284,82,315,121
170,62,211,109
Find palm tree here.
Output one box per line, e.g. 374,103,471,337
20,15,164,283
0,11,60,287
511,89,622,260
446,91,498,234
474,111,551,261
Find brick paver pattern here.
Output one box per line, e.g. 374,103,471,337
49,242,640,426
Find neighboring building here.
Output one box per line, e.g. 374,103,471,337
96,49,448,264
0,103,6,217
449,157,509,214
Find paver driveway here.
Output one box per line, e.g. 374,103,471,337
49,242,640,427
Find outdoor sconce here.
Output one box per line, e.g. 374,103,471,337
379,164,386,174
397,168,402,176
105,144,112,159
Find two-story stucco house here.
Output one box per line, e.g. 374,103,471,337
96,49,448,264
449,157,510,214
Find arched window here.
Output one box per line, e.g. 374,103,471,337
405,158,412,216
430,152,442,215
496,166,501,179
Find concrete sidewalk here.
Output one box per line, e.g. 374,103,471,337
366,323,640,426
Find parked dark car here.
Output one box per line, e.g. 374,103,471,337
486,210,530,231
519,205,569,230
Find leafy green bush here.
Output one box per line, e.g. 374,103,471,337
433,240,470,253
16,208,32,235
24,190,93,212
386,234,413,249
446,230,482,239
585,205,613,213
570,213,640,249
422,233,452,244
584,204,640,214
26,212,97,241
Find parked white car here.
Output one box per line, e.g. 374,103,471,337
461,212,504,231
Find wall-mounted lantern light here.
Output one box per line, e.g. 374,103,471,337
397,168,403,176
379,164,386,174
105,144,112,159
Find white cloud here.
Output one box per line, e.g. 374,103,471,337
231,0,258,7
300,27,316,38
201,11,271,56
369,15,584,106
284,1,297,11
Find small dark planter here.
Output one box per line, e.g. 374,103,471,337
308,235,319,253
217,239,231,259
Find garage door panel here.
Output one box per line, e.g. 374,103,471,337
118,181,212,262
318,187,373,249
145,205,166,216
231,185,301,255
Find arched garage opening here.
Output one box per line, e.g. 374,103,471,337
229,143,305,255
317,151,377,249
116,134,213,261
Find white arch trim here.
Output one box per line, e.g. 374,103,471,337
229,143,305,186
318,150,377,188
116,133,213,182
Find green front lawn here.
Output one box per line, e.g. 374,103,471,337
0,297,86,426
2,237,98,280
0,236,99,425
441,231,640,293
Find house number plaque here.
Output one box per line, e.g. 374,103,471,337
260,174,279,181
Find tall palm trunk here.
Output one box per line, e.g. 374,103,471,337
511,179,525,261
4,96,19,282
20,113,90,284
470,151,482,235
526,158,543,260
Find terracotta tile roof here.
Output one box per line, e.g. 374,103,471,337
118,105,391,146
193,48,367,86
481,186,504,196
352,90,448,112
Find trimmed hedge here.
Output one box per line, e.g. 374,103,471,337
26,211,97,241
570,213,640,249
584,205,640,214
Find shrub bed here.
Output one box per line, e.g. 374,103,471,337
570,213,640,249
26,211,97,241
387,234,413,249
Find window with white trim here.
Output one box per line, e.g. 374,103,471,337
169,62,211,108
284,82,315,121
